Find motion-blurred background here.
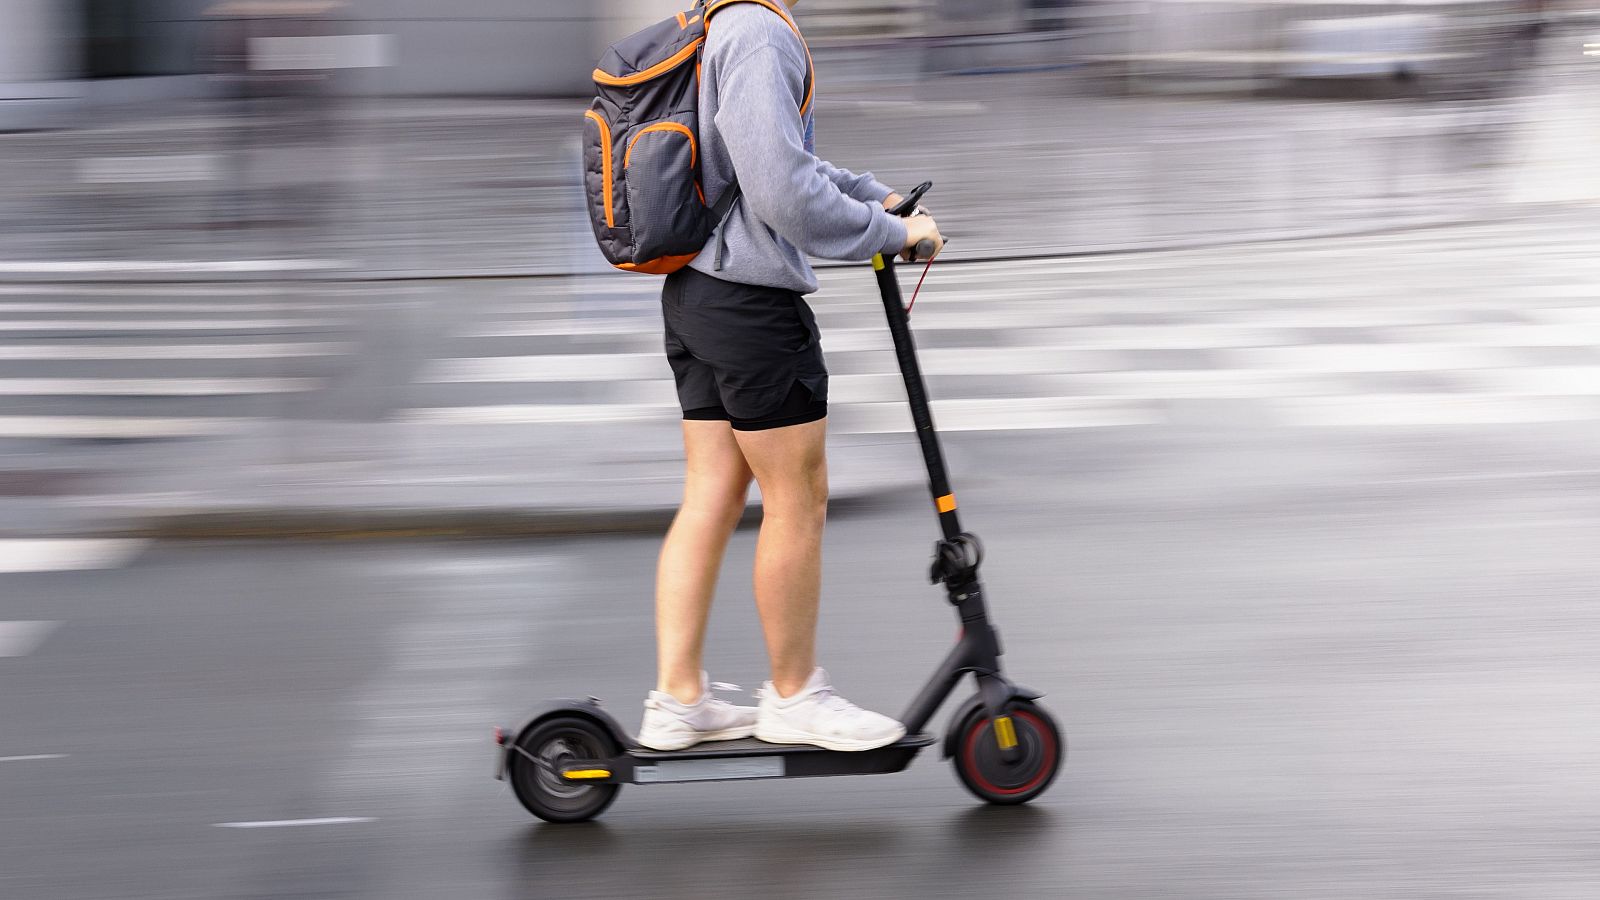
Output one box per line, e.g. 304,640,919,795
2,2,1598,898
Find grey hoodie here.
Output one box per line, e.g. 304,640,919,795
688,3,908,294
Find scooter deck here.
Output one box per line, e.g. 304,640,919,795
632,733,935,758
614,733,936,784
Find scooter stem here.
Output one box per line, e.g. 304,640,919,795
872,251,963,542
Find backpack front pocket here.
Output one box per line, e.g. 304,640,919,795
622,119,709,265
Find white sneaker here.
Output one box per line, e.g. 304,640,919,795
755,668,907,752
637,673,758,751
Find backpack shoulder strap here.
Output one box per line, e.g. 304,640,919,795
699,0,814,117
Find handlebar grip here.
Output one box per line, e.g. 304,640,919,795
913,239,937,260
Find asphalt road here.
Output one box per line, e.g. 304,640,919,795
4,419,1598,899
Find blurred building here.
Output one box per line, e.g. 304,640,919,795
2,0,676,125
1,0,1013,114
0,0,80,129
0,0,1573,132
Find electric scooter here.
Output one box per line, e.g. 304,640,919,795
495,183,1064,822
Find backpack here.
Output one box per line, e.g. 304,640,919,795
583,0,814,275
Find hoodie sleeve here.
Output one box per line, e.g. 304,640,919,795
713,44,907,261
816,159,896,205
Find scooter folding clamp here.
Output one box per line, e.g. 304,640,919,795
930,532,984,586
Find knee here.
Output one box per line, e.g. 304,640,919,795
763,467,828,521
682,476,751,528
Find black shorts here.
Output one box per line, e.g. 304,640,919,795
662,266,828,432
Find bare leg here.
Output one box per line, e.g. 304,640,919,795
655,419,753,704
733,418,829,699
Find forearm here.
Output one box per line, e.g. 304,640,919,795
816,159,895,205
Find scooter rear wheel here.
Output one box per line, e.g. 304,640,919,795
951,700,1063,805
508,715,621,823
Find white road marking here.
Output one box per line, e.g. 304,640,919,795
0,302,372,313
404,398,1158,431
1270,394,1600,427
1226,344,1525,373
0,621,62,657
0,539,148,573
1041,370,1348,399
1396,324,1600,347
1007,325,1298,350
78,154,217,184
0,260,344,275
440,342,1128,380
424,354,666,383
0,378,319,396
0,417,250,439
1453,367,1600,396
919,347,1130,376
462,318,656,339
1524,285,1600,300
836,398,1161,433
0,284,374,298
0,343,352,360
214,817,376,829
403,404,674,425
1209,308,1473,328
0,754,67,763
0,318,341,331
1525,306,1600,325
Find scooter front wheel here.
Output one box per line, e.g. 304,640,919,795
507,715,621,823
950,700,1063,805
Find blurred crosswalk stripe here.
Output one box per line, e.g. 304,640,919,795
0,417,250,439
1269,395,1600,427
0,621,61,657
0,378,319,396
403,398,1162,433
0,318,343,332
0,342,353,360
835,398,1162,433
424,354,666,383
0,260,343,275
403,404,674,425
0,302,375,313
410,222,1600,432
0,539,149,573
1225,344,1526,372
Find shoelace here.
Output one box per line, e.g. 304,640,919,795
811,686,860,714
647,682,745,711
704,682,742,707
755,683,859,714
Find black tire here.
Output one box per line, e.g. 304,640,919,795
950,700,1063,805
507,715,622,823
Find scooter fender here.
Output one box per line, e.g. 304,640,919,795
939,684,1045,759
496,699,635,780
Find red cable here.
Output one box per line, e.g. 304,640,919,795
905,253,936,315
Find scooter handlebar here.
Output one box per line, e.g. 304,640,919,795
890,181,944,264
887,180,932,218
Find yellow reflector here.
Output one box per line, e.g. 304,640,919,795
561,769,612,780
994,716,1018,750
871,254,885,271
936,494,957,513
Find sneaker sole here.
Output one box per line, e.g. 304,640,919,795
753,724,908,753
635,725,756,752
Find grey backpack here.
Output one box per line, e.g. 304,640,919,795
583,0,813,274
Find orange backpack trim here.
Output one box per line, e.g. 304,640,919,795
617,253,699,275
583,109,616,228
703,0,815,116
593,39,705,88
